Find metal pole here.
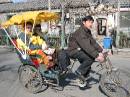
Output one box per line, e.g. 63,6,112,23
48,0,51,11
48,0,51,35
61,2,66,48
116,0,120,47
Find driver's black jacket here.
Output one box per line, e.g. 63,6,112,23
67,25,103,59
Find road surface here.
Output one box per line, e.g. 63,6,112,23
0,48,130,97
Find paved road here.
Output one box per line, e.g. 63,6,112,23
0,48,130,97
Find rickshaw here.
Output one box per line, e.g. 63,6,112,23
1,11,67,93
1,11,129,97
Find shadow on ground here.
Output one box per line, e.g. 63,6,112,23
0,65,18,72
59,70,101,89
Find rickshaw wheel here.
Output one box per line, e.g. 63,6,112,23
18,65,47,93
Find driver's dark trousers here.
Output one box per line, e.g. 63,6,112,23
70,50,94,77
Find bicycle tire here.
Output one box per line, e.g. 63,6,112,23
100,70,130,97
18,65,47,94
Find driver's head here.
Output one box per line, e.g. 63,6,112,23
82,16,94,30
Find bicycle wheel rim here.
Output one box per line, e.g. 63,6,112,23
100,71,129,97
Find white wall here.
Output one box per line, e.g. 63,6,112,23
0,14,7,23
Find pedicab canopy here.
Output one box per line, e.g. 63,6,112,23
1,11,59,28
0,11,59,59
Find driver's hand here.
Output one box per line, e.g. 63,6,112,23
95,53,105,63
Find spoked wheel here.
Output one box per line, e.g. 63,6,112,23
100,70,130,97
18,65,47,93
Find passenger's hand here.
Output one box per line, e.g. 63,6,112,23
42,44,47,50
95,53,105,63
47,56,52,60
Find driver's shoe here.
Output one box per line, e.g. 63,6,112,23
75,71,91,90
76,79,87,88
77,79,91,90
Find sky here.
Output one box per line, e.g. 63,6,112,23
11,0,27,3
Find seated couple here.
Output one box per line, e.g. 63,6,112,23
17,22,55,69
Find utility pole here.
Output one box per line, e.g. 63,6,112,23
60,0,66,48
48,0,51,11
116,0,120,47
48,0,51,35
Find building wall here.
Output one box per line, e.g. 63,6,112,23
0,14,7,23
120,11,130,37
0,14,7,35
0,0,12,3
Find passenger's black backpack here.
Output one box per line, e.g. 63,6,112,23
58,49,70,71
